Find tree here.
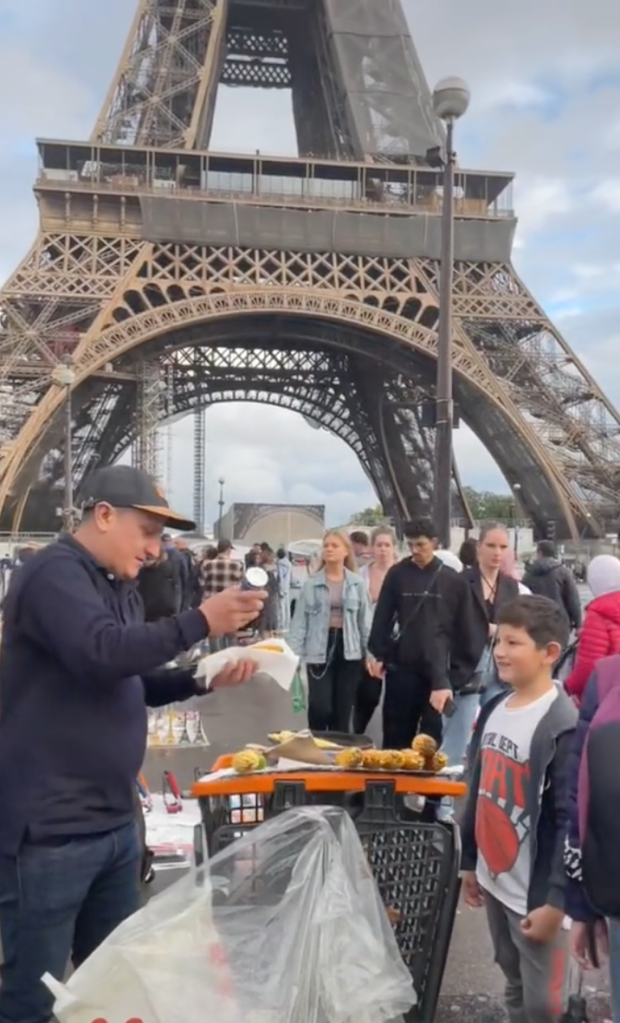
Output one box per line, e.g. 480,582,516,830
347,490,516,529
348,505,391,528
463,487,515,521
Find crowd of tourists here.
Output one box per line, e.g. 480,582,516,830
286,519,620,1022
1,466,620,1023
135,535,292,643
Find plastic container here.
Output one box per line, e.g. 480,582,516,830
192,762,465,1022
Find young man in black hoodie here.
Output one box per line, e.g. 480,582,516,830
367,517,478,747
522,541,582,633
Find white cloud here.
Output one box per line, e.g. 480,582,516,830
477,80,552,112
514,178,574,239
161,405,376,526
591,180,620,213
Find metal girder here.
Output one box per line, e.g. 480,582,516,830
2,0,620,539
88,0,384,158
226,25,288,57
417,257,620,509
92,0,228,150
0,311,491,534
1,228,619,538
220,59,291,88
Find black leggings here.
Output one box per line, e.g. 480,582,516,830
307,629,362,733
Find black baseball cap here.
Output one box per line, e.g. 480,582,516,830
80,465,195,531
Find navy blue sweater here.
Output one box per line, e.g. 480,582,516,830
0,535,209,853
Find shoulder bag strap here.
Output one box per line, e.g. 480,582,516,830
396,562,444,637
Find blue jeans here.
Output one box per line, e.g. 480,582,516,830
278,594,291,632
438,693,479,819
609,918,620,1022
0,821,141,1023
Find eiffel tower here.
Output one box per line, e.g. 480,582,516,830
0,0,618,539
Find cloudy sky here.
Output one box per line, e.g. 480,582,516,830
0,0,618,526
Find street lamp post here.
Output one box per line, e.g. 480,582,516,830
52,360,76,532
431,77,470,549
217,477,225,538
513,482,522,556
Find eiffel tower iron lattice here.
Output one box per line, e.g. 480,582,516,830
0,0,618,538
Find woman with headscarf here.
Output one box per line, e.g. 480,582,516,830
565,554,620,705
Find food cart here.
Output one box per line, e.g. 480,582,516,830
192,751,466,1023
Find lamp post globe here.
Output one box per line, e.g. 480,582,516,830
432,77,470,122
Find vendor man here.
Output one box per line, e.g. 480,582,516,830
0,465,266,1023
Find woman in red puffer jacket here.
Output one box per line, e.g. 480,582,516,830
565,554,620,704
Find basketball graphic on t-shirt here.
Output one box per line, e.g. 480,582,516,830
476,794,519,875
475,734,531,881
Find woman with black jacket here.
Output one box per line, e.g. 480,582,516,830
438,524,519,822
463,524,520,705
465,529,519,661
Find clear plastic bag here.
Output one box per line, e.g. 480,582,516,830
44,806,416,1023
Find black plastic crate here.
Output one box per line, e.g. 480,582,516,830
197,779,461,1022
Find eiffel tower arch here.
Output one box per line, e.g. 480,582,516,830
0,0,618,538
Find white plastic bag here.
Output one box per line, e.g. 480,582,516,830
44,807,416,1023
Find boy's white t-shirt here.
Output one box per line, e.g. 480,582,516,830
475,686,558,916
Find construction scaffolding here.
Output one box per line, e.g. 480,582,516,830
193,407,206,536
162,360,175,495
132,360,163,479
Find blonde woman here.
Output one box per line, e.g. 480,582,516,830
288,531,371,732
354,527,397,733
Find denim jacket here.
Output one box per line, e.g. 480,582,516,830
288,568,371,662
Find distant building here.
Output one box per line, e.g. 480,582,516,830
213,502,325,547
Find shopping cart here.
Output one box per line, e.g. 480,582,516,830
192,760,466,1023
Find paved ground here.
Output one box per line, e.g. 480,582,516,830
144,675,611,1022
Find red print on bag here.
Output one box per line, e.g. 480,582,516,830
91,1019,144,1023
207,942,228,967
207,942,235,999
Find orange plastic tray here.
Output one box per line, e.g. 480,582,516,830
192,753,467,799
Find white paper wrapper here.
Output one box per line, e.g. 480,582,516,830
196,637,299,692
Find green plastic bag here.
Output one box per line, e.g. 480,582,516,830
291,668,306,714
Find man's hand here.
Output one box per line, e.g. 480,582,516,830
211,659,258,689
199,587,266,636
520,905,564,944
366,658,384,679
569,919,608,969
430,688,452,713
462,871,484,908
